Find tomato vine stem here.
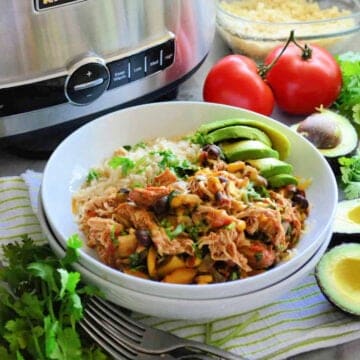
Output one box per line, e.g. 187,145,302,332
258,30,312,79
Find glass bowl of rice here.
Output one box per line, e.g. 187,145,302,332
216,0,360,62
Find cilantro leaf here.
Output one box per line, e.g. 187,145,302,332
165,223,185,240
0,238,109,359
108,156,135,175
334,52,360,125
86,169,100,184
339,151,360,199
151,150,197,178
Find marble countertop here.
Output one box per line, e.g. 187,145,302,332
0,31,359,360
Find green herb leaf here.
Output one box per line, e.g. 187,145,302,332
339,151,360,199
165,224,185,240
0,238,109,359
61,234,82,267
86,169,100,184
108,156,135,175
334,51,360,125
151,150,197,178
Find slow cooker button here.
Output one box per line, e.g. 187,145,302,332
129,52,146,81
145,45,162,75
65,62,109,105
162,39,175,68
107,58,129,90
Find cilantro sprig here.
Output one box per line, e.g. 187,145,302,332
150,150,198,178
334,52,360,125
338,151,360,200
0,235,108,360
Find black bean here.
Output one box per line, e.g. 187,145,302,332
135,229,152,247
119,188,130,194
292,193,309,209
218,176,228,183
152,195,170,216
202,144,222,160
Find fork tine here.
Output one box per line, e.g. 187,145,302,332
92,296,146,332
80,316,138,360
87,297,144,342
85,304,143,346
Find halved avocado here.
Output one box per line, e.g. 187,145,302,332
247,158,293,179
221,140,279,162
331,199,360,244
291,109,359,174
267,173,298,188
315,243,360,316
197,118,291,160
205,125,272,147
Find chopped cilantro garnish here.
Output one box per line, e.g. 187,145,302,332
225,222,236,230
128,251,146,270
150,150,197,178
230,270,239,281
110,225,118,245
166,223,185,240
86,169,100,184
243,182,263,203
254,252,263,262
108,156,135,175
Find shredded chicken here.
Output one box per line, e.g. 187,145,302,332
72,138,309,284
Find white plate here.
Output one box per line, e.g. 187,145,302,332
41,101,338,300
38,194,333,320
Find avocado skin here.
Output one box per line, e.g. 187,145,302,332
267,173,298,188
221,140,279,162
205,125,272,147
315,243,360,317
330,233,360,248
247,158,293,179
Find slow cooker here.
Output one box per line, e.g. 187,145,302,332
0,0,216,153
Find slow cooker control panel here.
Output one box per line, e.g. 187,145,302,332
0,38,175,115
65,59,110,105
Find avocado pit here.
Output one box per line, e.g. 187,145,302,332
291,109,359,174
297,112,341,149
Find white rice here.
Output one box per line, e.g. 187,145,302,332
73,137,201,207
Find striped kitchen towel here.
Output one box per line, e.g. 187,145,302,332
1,171,360,360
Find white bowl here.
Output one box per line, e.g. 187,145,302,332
41,101,338,300
38,195,333,320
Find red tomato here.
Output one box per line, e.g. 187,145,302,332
203,55,275,116
264,43,342,115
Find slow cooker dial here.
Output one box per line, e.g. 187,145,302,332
65,59,110,105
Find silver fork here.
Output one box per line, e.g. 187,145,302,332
80,316,193,360
81,312,222,359
82,297,243,360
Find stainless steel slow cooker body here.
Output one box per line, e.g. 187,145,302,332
0,0,216,138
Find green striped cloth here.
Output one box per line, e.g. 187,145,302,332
1,171,360,360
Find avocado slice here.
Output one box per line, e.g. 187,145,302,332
247,158,293,179
315,243,360,316
267,173,298,188
291,109,359,174
196,118,291,160
205,125,272,147
221,140,279,162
